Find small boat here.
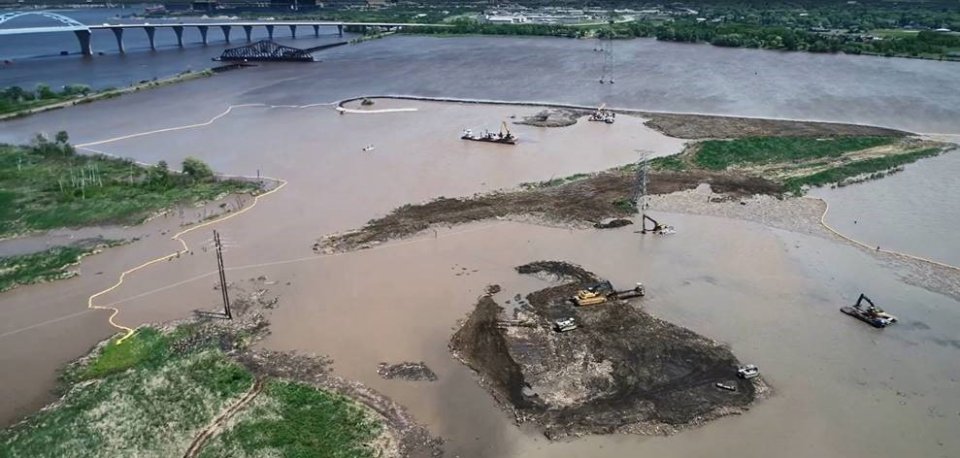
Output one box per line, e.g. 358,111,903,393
461,122,517,145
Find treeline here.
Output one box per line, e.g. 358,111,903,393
0,84,91,115
656,22,960,57
404,19,960,59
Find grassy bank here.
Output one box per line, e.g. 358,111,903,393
0,241,120,292
0,137,258,239
655,136,948,195
0,71,214,121
198,380,381,457
693,136,898,170
0,324,382,457
782,147,945,194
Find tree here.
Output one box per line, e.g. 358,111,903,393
181,157,214,181
55,131,69,145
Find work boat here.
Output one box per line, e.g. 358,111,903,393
461,122,517,145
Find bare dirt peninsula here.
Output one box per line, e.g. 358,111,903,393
451,262,768,439
317,135,951,253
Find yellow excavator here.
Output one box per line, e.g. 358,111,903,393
571,281,645,306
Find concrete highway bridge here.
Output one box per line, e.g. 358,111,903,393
0,11,448,56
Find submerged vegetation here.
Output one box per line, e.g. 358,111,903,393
0,135,258,238
0,241,119,292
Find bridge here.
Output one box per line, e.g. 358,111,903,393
0,11,449,56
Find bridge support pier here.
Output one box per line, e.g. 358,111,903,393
144,26,156,50
313,24,319,37
266,25,274,40
173,26,184,47
74,29,92,56
220,25,231,43
243,25,252,42
289,25,297,38
338,24,343,37
110,27,125,53
198,25,208,45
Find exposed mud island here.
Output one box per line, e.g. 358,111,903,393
2,96,958,457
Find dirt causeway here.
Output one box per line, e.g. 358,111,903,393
641,113,909,139
317,171,781,252
450,262,768,439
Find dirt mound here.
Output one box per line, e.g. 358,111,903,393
451,262,767,439
594,218,633,229
377,362,438,382
514,109,585,127
642,113,908,139
514,261,599,284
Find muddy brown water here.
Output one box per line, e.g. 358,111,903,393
1,101,958,458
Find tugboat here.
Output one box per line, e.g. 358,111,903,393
461,122,517,145
841,293,898,328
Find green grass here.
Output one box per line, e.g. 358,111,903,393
649,155,687,172
0,245,92,292
0,142,257,238
72,328,171,381
694,136,897,170
520,172,591,190
198,380,382,458
1,324,384,457
0,327,252,457
783,147,943,194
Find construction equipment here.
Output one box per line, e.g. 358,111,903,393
589,104,616,124
841,294,898,328
737,364,760,379
640,214,674,235
461,121,517,145
571,281,645,306
553,318,578,332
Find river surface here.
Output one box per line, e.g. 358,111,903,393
1,8,959,458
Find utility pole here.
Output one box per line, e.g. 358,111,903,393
214,230,232,319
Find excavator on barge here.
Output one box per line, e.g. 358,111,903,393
461,122,517,145
841,294,898,328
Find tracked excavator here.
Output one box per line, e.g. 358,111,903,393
841,294,898,328
571,281,645,306
640,214,674,235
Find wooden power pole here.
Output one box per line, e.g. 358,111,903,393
214,230,232,319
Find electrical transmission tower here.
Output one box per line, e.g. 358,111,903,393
599,34,614,84
633,152,648,217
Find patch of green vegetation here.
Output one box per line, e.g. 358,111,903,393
198,380,382,458
1,326,252,457
0,245,93,292
0,84,91,116
72,328,171,382
2,322,385,457
613,198,638,213
0,136,258,238
783,147,943,194
520,172,591,190
650,155,687,172
694,136,897,170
